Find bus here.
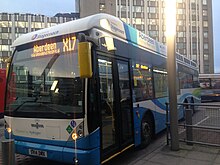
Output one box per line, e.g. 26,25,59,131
4,14,200,164
199,74,220,102
0,69,6,118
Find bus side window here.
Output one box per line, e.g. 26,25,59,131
133,65,153,102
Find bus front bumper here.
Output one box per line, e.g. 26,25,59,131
15,140,100,164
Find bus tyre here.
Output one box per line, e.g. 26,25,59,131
141,116,153,148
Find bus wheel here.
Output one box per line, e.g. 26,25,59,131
141,116,153,148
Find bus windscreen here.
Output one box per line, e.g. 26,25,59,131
5,34,84,119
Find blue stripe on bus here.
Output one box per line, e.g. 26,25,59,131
15,140,100,164
6,128,100,164
9,128,100,150
152,99,167,111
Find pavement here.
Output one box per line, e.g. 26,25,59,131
132,143,220,165
1,117,220,164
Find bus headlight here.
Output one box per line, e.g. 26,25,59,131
72,133,78,141
6,127,12,133
5,121,12,134
71,122,84,141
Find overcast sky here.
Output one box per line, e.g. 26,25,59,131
0,0,76,16
0,0,219,73
212,0,220,73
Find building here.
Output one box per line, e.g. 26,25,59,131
0,12,79,68
79,0,214,74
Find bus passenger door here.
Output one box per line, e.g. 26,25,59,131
98,56,133,161
116,60,133,148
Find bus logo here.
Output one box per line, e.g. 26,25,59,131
31,122,44,129
31,34,38,40
31,31,59,41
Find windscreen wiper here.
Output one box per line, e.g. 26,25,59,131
42,104,72,117
12,97,37,112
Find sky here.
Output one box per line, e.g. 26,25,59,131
0,0,76,16
212,0,220,73
0,0,219,73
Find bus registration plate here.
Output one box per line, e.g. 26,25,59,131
28,149,47,158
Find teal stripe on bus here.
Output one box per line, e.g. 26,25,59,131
123,22,137,44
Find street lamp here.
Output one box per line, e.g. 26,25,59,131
165,0,179,151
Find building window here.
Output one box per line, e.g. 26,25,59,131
203,10,208,16
133,6,142,12
148,31,158,38
192,32,197,38
204,32,208,38
35,22,44,29
203,0,207,5
203,21,208,27
16,21,28,28
99,3,106,11
148,7,157,13
177,9,185,15
192,54,197,61
177,20,185,26
0,21,9,27
0,45,10,51
121,5,126,12
149,19,157,25
134,18,143,25
177,43,185,49
191,21,196,26
177,32,185,37
204,54,209,60
204,43,208,49
1,33,9,39
192,43,197,49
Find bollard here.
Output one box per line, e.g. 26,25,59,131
185,109,193,145
1,139,15,165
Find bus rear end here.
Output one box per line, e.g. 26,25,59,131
0,69,6,118
4,33,100,164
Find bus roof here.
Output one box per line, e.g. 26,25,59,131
12,13,167,56
12,13,197,70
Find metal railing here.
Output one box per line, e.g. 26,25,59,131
166,102,220,147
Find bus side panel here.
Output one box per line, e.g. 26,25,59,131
133,99,168,147
152,98,167,133
133,107,145,147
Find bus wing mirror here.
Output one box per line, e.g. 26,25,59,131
78,42,92,78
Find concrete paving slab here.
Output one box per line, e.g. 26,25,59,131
148,153,184,165
193,145,220,154
214,155,220,164
179,158,212,165
161,145,188,157
185,150,217,162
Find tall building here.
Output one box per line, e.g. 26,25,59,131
0,12,79,68
80,0,214,74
